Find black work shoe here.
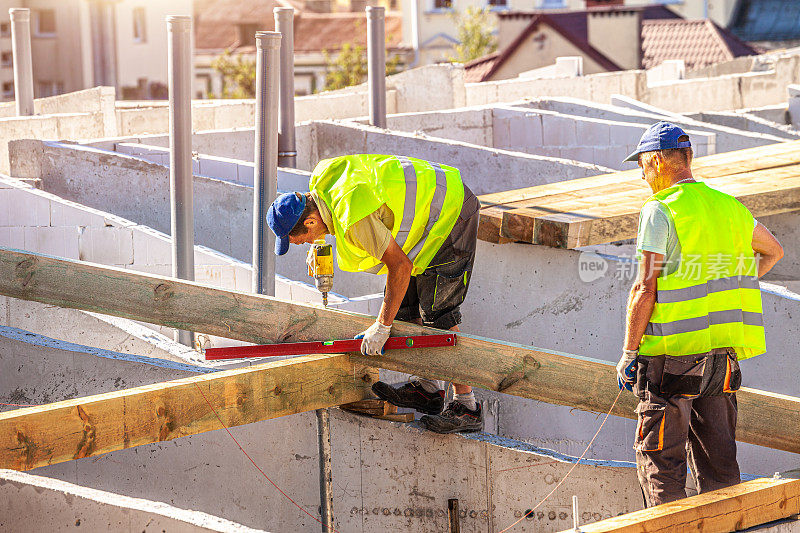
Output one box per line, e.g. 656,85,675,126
371,381,445,415
420,402,483,434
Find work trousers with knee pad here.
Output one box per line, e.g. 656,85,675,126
633,348,742,507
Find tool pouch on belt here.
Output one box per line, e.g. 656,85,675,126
660,355,706,397
634,348,741,401
430,256,471,313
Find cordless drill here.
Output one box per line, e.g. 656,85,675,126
307,240,334,307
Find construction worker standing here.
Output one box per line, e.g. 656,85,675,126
267,154,483,433
617,122,784,507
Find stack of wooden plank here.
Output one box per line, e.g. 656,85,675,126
478,141,800,248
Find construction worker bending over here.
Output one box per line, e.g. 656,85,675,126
617,122,784,507
267,154,483,433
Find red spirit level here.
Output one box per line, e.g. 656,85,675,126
204,334,457,361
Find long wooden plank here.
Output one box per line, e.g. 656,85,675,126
1,248,800,457
0,353,376,470
562,477,800,533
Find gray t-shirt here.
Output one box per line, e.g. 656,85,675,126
636,200,757,278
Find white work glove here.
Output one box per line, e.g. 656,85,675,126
616,349,638,392
355,320,391,356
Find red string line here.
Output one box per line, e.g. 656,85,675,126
192,382,339,533
497,388,624,533
0,402,39,407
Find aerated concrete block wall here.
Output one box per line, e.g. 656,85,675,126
685,111,800,139
491,106,715,170
114,143,310,190
523,97,791,151
303,121,611,194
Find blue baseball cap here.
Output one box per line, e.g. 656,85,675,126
267,192,306,256
623,121,692,163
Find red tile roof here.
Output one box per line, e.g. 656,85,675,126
463,51,500,83
195,0,406,54
641,19,758,70
465,6,758,82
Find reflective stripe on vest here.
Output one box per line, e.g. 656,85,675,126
656,275,760,304
645,310,764,337
637,182,766,360
395,157,449,262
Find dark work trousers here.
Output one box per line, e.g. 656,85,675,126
633,347,742,507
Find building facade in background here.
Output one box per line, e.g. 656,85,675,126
0,0,192,103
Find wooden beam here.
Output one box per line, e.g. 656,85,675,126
0,353,376,470
1,248,800,456
561,477,800,533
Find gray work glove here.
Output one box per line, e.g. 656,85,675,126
355,320,391,356
616,349,638,391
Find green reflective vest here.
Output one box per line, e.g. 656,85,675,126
309,154,465,275
638,182,766,361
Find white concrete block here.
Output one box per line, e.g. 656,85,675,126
4,227,24,249
575,119,611,147
8,189,50,227
198,157,237,181
540,113,577,146
50,200,106,228
0,189,12,226
237,164,255,186
33,226,79,259
78,226,135,265
562,146,596,164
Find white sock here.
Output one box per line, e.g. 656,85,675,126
454,392,477,411
413,378,443,394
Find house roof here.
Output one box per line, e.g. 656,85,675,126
465,5,756,82
729,0,800,43
195,0,407,54
463,51,501,83
642,19,758,70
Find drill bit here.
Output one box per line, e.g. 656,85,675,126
322,292,328,308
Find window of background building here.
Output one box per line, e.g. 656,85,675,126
0,22,10,38
1,51,11,68
34,9,56,37
133,7,146,43
1,81,13,99
433,0,452,9
488,0,508,7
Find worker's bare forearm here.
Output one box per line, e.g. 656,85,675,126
378,262,412,326
753,222,784,278
624,284,656,351
757,252,782,278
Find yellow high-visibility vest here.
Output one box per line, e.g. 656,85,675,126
638,182,766,360
309,154,465,275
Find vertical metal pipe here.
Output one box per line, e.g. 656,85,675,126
316,408,334,532
573,495,580,532
366,6,386,129
9,8,34,116
448,499,460,533
253,31,280,297
274,8,296,168
167,15,195,347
